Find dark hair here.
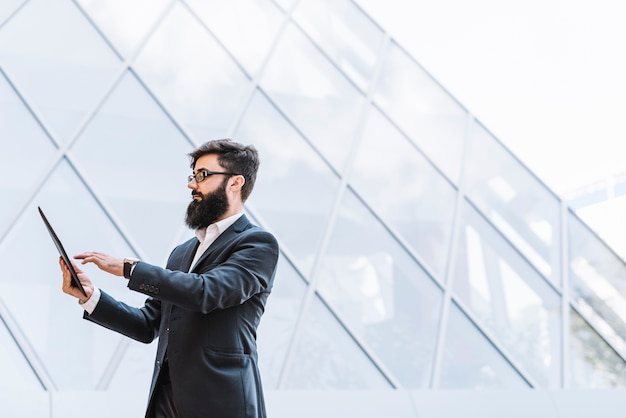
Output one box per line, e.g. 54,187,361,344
188,139,260,202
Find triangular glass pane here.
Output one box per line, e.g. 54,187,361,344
260,22,365,172
186,0,284,77
569,212,626,358
0,313,43,391
133,2,251,141
76,0,171,58
256,256,308,389
0,72,57,234
351,106,456,280
465,121,560,285
317,188,443,388
281,293,391,389
293,0,385,92
452,201,561,388
236,90,341,277
0,160,142,389
69,71,192,264
570,308,626,387
438,301,529,388
373,41,466,184
0,0,122,142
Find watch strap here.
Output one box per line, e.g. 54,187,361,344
123,258,139,279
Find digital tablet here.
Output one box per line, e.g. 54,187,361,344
38,206,87,297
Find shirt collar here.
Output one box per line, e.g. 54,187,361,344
194,212,244,243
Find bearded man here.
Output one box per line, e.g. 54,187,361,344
58,139,279,418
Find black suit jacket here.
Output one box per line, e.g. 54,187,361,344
85,215,279,418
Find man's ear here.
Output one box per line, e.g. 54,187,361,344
230,175,245,190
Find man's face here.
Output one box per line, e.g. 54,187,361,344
185,154,231,229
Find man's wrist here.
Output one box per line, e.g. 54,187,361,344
123,258,139,279
79,287,101,315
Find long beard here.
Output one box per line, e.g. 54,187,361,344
185,184,230,229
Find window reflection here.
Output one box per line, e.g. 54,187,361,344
293,0,384,92
465,121,560,285
0,0,121,142
373,41,466,184
256,256,308,389
133,2,251,141
0,72,57,235
452,201,561,388
260,22,365,172
570,308,626,388
77,0,171,58
0,315,44,391
186,0,284,76
317,189,443,388
569,213,626,358
439,302,529,389
351,106,456,280
282,293,391,389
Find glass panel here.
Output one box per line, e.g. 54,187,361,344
76,0,172,59
0,315,44,391
570,308,626,388
107,339,157,392
256,256,308,389
452,201,561,388
373,41,466,184
282,293,391,389
0,0,25,25
317,189,443,388
569,212,626,357
133,2,251,141
0,73,57,235
235,90,340,277
293,0,385,91
0,161,141,389
186,0,284,76
438,302,529,389
465,121,560,285
260,22,365,172
351,106,456,280
0,0,122,142
273,0,295,13
69,71,192,264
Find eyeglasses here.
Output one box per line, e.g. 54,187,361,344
188,170,238,184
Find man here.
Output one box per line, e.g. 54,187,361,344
59,139,279,418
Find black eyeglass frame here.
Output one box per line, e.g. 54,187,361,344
188,170,239,184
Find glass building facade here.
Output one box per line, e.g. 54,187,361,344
1,0,626,416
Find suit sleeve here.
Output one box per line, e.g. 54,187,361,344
127,228,279,314
83,290,161,343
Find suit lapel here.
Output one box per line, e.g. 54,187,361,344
182,238,200,273
190,214,250,273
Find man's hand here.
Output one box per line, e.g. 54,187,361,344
59,257,94,303
74,252,124,277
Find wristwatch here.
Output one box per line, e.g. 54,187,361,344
123,258,139,279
